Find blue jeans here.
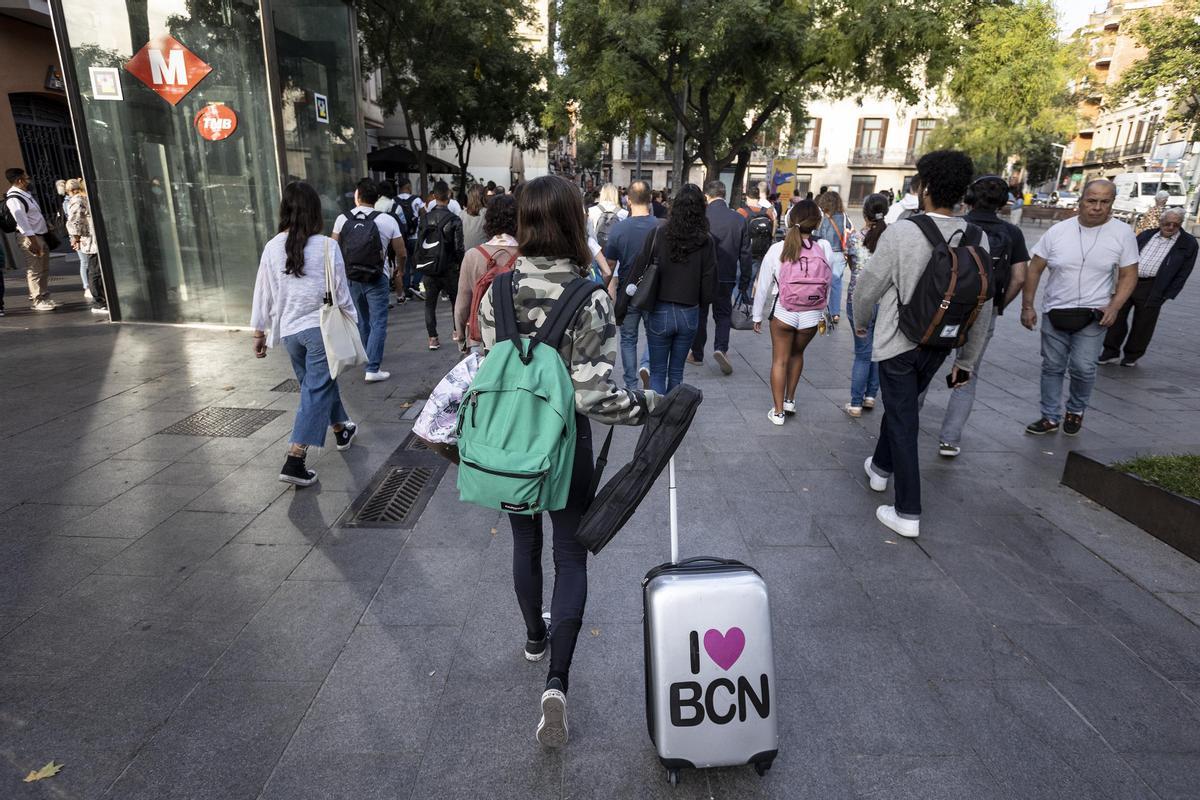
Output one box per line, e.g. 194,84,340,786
827,252,847,317
620,305,651,390
282,327,350,447
349,272,390,373
77,251,89,291
846,302,879,406
646,302,699,394
939,309,997,445
1040,319,1106,422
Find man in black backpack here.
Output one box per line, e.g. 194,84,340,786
395,178,424,301
415,180,464,350
333,178,405,382
934,175,1030,457
851,150,990,540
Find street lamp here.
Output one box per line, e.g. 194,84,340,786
1050,143,1067,191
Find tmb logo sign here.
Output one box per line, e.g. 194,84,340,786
125,35,211,106
194,103,237,142
669,627,771,727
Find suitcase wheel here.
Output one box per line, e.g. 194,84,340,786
666,768,680,786
754,760,772,777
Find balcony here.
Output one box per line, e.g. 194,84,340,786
620,142,673,162
1119,139,1153,159
1091,44,1114,69
772,147,826,166
848,148,919,167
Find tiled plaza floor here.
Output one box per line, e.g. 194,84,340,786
2,224,1200,799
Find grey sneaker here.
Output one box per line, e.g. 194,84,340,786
938,442,961,458
536,678,568,748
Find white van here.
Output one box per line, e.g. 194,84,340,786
1111,172,1188,220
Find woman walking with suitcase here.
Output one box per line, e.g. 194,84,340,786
752,200,833,424
475,175,658,748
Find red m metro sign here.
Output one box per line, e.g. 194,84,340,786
125,35,212,106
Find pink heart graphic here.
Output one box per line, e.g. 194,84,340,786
703,627,746,671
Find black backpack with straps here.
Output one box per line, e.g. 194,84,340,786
1,191,28,234
897,215,993,350
339,210,385,283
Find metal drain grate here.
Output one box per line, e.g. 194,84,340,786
271,379,300,393
355,467,435,524
403,433,430,451
161,406,286,437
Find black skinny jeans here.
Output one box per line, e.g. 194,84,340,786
423,271,458,338
508,413,594,691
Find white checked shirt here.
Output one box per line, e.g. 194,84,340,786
1138,231,1179,278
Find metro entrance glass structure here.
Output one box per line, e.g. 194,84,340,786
49,0,364,324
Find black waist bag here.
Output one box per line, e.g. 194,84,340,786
575,384,703,555
1047,307,1101,333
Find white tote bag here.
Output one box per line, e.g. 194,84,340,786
319,241,366,379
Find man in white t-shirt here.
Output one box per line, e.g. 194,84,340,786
1021,179,1139,436
332,178,405,382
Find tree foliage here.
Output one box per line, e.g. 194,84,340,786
930,0,1081,178
1114,0,1200,139
555,0,991,184
355,0,550,191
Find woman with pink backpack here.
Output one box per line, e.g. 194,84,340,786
751,199,833,425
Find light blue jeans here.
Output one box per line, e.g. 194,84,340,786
846,302,879,406
827,251,847,317
647,302,699,394
78,251,89,291
939,309,997,445
282,327,350,447
619,304,651,390
1040,319,1106,422
349,272,390,373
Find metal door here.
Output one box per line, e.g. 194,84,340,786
9,93,79,220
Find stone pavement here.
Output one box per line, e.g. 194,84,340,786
2,225,1200,799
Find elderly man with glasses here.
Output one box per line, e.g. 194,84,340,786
1100,207,1197,368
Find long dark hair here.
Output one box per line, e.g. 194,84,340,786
860,193,890,254
278,181,324,276
665,184,710,262
781,200,822,262
517,175,591,269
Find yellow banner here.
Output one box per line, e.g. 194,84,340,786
768,159,798,199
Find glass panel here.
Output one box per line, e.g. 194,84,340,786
849,175,875,204
861,119,884,151
58,0,281,324
272,0,363,229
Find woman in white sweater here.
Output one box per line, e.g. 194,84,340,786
752,199,833,424
250,181,359,486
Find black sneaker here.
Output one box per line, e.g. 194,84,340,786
334,422,357,451
279,454,318,486
536,677,568,748
1119,359,1138,368
524,634,548,662
1025,418,1060,436
1063,413,1083,436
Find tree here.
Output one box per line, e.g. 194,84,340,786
355,0,549,192
556,0,991,186
929,0,1081,180
1114,0,1200,138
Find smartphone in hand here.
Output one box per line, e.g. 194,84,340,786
946,370,971,389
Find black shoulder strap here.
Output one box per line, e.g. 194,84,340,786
5,191,28,211
363,210,381,223
492,270,521,345
960,222,983,248
909,213,944,248
536,277,601,351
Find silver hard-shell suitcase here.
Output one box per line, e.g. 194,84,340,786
642,459,778,786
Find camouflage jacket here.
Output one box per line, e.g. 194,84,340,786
478,256,658,425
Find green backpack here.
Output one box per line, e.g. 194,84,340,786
456,272,600,514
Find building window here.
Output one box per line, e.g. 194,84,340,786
800,119,822,152
908,119,937,159
849,175,876,205
856,118,887,153
794,173,813,197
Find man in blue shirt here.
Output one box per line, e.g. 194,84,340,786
604,180,661,389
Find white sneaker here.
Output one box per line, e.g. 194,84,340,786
938,442,961,458
782,399,796,416
32,300,55,311
536,680,568,748
844,403,863,418
863,457,888,492
876,505,919,538
862,397,876,410
767,409,786,426
364,371,391,382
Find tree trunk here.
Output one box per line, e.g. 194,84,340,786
417,124,431,195
671,80,687,193
730,147,751,207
